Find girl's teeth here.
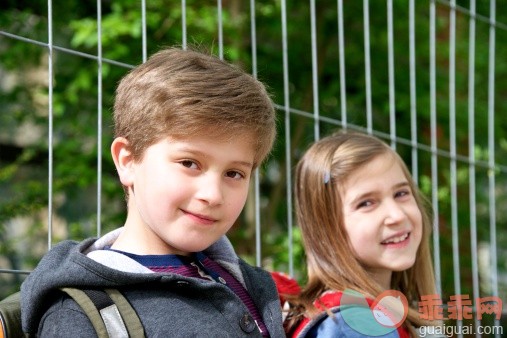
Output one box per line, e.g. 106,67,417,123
383,233,408,244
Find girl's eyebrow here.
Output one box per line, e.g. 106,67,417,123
393,181,412,191
346,191,375,207
345,181,411,206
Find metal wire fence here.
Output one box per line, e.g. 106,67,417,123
1,0,506,335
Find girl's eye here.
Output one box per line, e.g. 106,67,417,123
180,160,198,169
395,190,411,198
225,170,244,180
357,200,373,209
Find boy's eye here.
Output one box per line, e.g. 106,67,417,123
180,160,198,169
225,170,244,179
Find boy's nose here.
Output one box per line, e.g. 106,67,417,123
196,174,224,206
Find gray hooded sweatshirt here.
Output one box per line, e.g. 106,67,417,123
21,228,285,337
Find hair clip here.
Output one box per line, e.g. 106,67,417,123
323,172,331,184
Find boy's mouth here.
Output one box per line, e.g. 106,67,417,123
181,209,217,225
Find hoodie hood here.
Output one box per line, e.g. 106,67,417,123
20,227,243,333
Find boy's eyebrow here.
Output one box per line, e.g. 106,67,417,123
233,161,255,169
176,147,254,168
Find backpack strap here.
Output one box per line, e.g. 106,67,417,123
103,289,144,338
0,291,26,338
60,288,145,338
60,288,110,338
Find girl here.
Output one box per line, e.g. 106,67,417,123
284,130,437,337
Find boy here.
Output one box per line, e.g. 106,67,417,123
20,47,284,337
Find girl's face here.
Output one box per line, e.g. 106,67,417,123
339,153,422,289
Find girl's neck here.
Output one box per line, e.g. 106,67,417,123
367,269,392,290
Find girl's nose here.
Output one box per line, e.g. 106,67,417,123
383,200,407,225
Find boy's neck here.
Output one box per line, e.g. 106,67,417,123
111,217,192,256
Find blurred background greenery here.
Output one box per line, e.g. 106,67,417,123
1,2,506,328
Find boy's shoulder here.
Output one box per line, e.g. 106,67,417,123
0,291,23,338
0,287,144,338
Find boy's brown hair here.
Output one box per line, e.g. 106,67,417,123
113,46,276,168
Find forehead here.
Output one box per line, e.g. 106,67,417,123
340,153,408,196
151,133,256,164
168,126,258,147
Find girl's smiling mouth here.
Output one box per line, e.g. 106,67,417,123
381,232,410,246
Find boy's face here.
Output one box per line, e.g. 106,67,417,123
120,134,255,255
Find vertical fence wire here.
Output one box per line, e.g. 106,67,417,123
281,0,294,276
141,0,147,62
449,1,464,333
310,0,319,140
249,0,262,268
96,0,103,237
409,0,418,184
217,0,223,60
387,0,396,148
487,0,500,334
429,0,442,295
467,1,481,334
337,0,347,129
363,0,373,134
181,0,187,49
250,0,257,78
47,0,54,250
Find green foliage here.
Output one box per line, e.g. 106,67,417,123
1,1,506,304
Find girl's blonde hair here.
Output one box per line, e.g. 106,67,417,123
287,130,436,335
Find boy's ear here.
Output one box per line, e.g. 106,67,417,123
111,137,135,187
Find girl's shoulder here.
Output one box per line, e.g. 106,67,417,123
292,290,410,338
304,311,403,338
290,290,343,338
269,273,409,338
313,290,344,309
